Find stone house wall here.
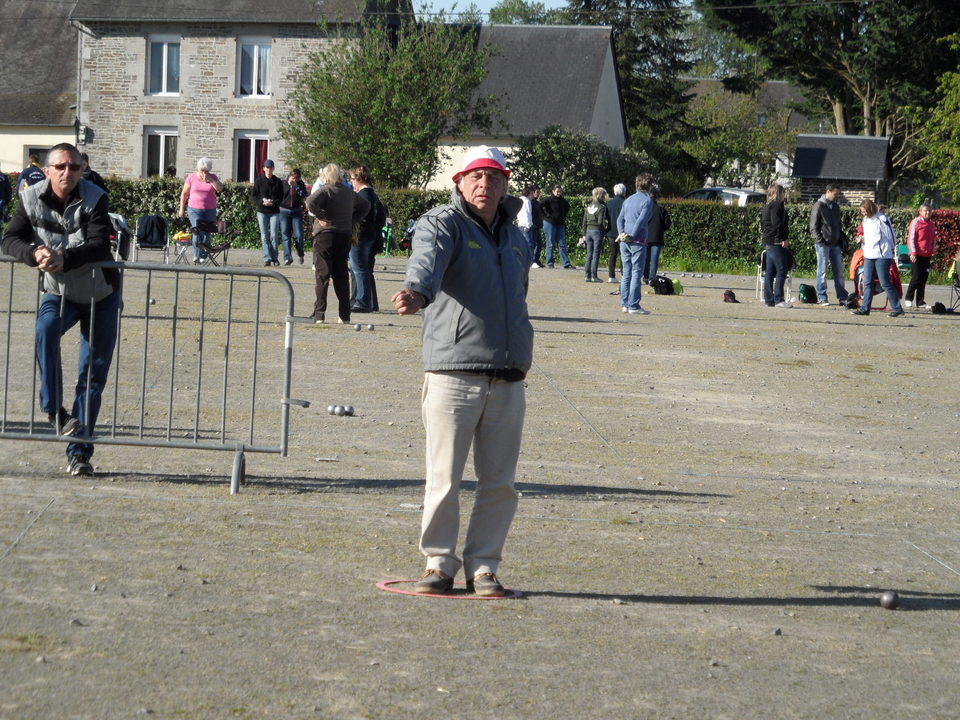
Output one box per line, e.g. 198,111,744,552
77,22,329,181
798,179,882,206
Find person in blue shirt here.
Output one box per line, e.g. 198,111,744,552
616,173,655,315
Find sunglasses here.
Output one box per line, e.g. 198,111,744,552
49,162,82,172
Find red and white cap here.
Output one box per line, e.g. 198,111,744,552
452,145,511,183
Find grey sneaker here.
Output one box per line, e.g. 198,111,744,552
628,306,650,315
817,300,830,306
48,407,80,436
412,569,453,594
466,573,505,597
775,301,792,308
67,456,93,476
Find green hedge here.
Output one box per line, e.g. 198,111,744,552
99,179,939,274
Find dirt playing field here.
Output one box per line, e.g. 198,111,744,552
2,250,959,719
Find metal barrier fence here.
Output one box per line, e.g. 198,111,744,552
0,258,310,493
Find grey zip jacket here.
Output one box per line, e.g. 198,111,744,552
403,189,534,374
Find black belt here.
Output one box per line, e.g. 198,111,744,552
466,368,526,382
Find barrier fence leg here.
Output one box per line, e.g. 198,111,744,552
230,447,246,495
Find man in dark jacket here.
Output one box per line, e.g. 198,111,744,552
251,159,284,266
15,154,45,195
1,143,121,477
808,184,849,306
392,145,533,598
540,185,572,268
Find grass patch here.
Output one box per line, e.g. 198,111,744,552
0,633,54,653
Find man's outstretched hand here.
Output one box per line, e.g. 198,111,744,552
392,289,426,315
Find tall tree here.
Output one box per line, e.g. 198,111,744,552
566,0,694,138
487,0,567,24
697,0,960,182
915,34,960,198
280,14,499,188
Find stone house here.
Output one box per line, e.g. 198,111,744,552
792,134,891,205
68,0,383,182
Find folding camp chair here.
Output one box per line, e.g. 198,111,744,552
108,213,132,261
896,242,912,275
851,248,902,311
755,248,793,302
173,219,233,266
133,214,169,263
950,260,960,311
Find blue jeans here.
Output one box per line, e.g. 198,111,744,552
523,227,541,265
187,206,216,260
36,290,121,459
279,207,304,262
620,242,646,310
544,221,570,267
860,257,903,313
257,211,280,263
763,245,788,305
646,244,662,281
815,244,848,302
584,229,603,278
349,235,379,311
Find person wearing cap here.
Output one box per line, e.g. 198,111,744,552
251,159,285,266
392,145,533,597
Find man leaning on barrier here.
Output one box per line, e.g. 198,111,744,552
1,142,121,477
392,145,534,597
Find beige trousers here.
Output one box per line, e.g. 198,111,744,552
419,371,526,579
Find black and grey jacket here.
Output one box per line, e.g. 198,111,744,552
403,190,534,375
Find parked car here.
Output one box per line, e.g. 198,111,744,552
683,187,765,206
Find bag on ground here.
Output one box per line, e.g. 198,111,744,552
652,275,674,295
798,283,817,303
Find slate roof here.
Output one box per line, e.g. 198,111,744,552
792,134,890,181
70,0,401,23
474,24,621,138
0,0,77,126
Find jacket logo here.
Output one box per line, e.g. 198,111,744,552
468,240,481,249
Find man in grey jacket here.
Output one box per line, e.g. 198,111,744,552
809,184,849,306
1,143,121,477
392,146,533,597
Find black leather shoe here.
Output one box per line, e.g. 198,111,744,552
412,569,453,594
466,572,505,597
889,309,903,317
851,309,870,316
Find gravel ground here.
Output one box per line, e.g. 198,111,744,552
2,249,959,719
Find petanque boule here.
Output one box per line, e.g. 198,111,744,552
344,405,355,416
149,298,156,305
365,324,374,331
353,324,362,331
326,404,336,415
880,590,900,609
333,405,346,416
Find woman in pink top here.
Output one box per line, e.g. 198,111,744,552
178,157,223,262
904,204,937,309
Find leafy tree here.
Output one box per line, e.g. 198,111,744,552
281,13,499,189
696,0,960,184
916,34,960,199
487,0,567,24
680,86,796,188
565,0,693,139
507,125,651,195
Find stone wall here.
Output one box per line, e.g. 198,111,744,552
78,22,330,181
798,179,884,206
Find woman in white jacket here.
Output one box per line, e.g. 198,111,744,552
852,199,903,317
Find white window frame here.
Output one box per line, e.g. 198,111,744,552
237,37,272,98
143,126,178,178
147,35,181,96
235,130,270,183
